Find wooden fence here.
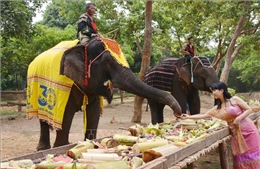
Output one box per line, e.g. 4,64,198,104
1,91,26,111
0,89,127,112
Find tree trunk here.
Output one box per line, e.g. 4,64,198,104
132,0,153,123
220,15,245,83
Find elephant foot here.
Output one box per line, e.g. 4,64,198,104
37,142,51,151
53,141,70,148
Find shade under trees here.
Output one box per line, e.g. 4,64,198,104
1,0,260,97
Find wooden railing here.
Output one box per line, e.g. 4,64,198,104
1,91,26,111
0,89,128,112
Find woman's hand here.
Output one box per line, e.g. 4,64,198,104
233,116,242,125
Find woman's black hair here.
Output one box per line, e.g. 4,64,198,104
188,36,193,41
211,82,232,109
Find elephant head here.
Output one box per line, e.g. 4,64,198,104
177,57,219,91
173,57,219,115
144,56,219,123
60,37,182,117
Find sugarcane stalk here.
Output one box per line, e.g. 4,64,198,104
142,144,179,163
35,162,87,169
113,134,142,146
132,139,168,154
185,133,208,144
128,124,144,136
17,159,34,167
100,138,112,147
171,141,188,147
106,139,120,148
131,156,143,169
81,153,122,161
85,160,130,169
66,141,95,159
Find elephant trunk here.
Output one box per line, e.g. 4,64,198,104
111,68,182,116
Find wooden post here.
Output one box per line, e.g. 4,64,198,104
120,90,124,104
218,142,229,169
6,102,26,112
18,94,22,112
18,105,22,112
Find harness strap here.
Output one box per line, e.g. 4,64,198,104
74,83,88,134
84,37,104,86
190,59,194,83
84,45,89,86
87,50,107,79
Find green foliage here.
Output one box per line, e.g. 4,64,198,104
1,0,260,92
237,94,247,102
228,88,236,96
40,0,85,29
0,24,76,90
0,0,46,43
233,45,260,91
121,44,135,66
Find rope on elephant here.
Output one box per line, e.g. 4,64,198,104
197,56,212,67
144,58,179,92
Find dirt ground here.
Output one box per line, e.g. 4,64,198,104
0,93,258,168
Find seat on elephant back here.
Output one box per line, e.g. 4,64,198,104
86,37,129,67
196,56,212,67
144,58,179,92
144,56,213,92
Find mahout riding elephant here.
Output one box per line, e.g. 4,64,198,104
27,37,182,151
144,57,219,124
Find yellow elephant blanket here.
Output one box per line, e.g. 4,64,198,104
26,39,79,130
101,38,129,68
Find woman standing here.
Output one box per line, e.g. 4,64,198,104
181,82,260,168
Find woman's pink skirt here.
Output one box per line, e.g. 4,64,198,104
233,150,260,169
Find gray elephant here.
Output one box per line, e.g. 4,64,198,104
26,37,182,151
144,57,219,124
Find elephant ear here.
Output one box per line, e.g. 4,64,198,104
60,44,85,84
179,66,191,85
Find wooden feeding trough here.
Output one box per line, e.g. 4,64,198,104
3,111,260,169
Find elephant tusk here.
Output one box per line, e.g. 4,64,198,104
103,80,111,86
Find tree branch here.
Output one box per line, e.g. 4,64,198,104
231,44,244,63
135,36,143,57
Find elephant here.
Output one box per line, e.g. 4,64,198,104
144,57,219,124
27,37,182,151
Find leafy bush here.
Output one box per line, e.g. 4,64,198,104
228,88,236,96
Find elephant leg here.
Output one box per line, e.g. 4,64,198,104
148,100,165,124
37,120,51,151
54,105,76,147
53,91,80,147
84,96,101,140
187,90,200,115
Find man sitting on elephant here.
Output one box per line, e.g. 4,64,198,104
181,36,196,58
77,2,99,44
